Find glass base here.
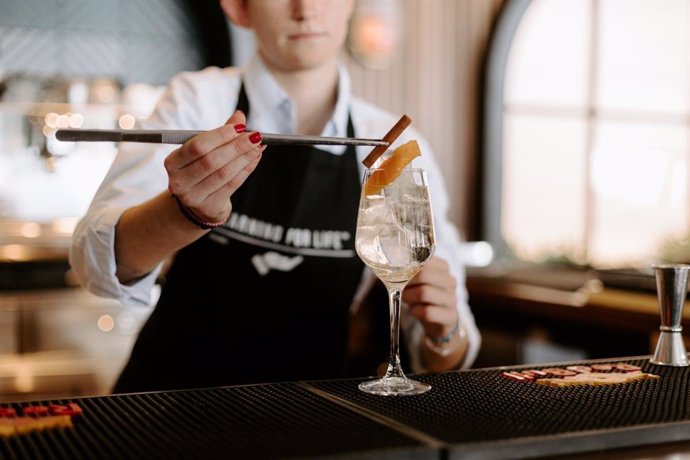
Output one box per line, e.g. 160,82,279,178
358,376,431,396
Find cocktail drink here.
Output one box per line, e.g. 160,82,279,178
355,166,435,395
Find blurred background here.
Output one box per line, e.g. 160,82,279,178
1,0,689,401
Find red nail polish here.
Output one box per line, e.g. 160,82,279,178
249,132,262,144
234,124,246,133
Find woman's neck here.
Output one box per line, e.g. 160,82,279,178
264,58,340,136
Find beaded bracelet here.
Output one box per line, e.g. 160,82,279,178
172,194,229,230
428,318,460,345
424,319,464,357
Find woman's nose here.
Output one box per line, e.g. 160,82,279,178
292,0,317,21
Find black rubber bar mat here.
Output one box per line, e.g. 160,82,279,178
307,357,690,459
0,382,433,460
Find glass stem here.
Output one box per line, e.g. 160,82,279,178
384,284,407,380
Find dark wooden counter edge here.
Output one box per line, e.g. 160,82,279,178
448,421,690,460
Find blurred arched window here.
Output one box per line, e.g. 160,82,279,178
483,0,690,268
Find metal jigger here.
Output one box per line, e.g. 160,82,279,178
650,263,690,366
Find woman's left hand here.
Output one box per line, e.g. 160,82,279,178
403,256,459,341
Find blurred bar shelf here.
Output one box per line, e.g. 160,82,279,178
466,264,690,368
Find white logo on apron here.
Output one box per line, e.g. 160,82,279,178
251,251,304,276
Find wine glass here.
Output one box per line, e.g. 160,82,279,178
355,166,436,396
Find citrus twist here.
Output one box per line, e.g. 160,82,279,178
364,139,421,195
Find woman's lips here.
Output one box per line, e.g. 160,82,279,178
288,32,326,40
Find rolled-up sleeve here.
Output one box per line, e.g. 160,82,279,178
68,138,172,306
69,202,160,306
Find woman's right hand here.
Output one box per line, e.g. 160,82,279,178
164,110,265,224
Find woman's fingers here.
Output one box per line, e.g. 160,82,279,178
404,257,456,306
163,110,266,221
403,282,455,309
171,133,264,204
409,303,456,325
225,109,247,128
409,304,457,338
165,110,261,193
165,110,244,167
403,256,459,338
165,124,246,174
206,144,265,201
207,149,264,208
407,257,456,289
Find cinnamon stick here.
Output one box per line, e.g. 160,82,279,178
362,114,412,168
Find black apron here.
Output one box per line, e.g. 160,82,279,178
113,84,394,393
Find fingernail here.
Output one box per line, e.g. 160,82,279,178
234,124,246,133
249,132,262,144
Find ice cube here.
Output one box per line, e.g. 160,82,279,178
356,224,385,264
361,199,396,226
379,229,410,267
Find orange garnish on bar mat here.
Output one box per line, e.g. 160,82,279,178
362,114,412,168
364,139,421,195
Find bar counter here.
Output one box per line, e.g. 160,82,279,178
2,356,690,459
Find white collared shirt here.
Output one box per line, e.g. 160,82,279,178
69,55,481,370
242,55,350,152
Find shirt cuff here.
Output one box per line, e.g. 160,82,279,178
404,304,481,373
70,206,161,307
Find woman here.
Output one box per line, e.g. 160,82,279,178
69,0,480,393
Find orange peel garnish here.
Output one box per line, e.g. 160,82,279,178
364,139,421,195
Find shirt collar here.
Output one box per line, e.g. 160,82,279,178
242,55,291,133
329,60,351,138
241,54,351,143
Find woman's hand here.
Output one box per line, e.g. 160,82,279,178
114,110,264,282
164,110,265,224
404,256,459,339
403,256,467,369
